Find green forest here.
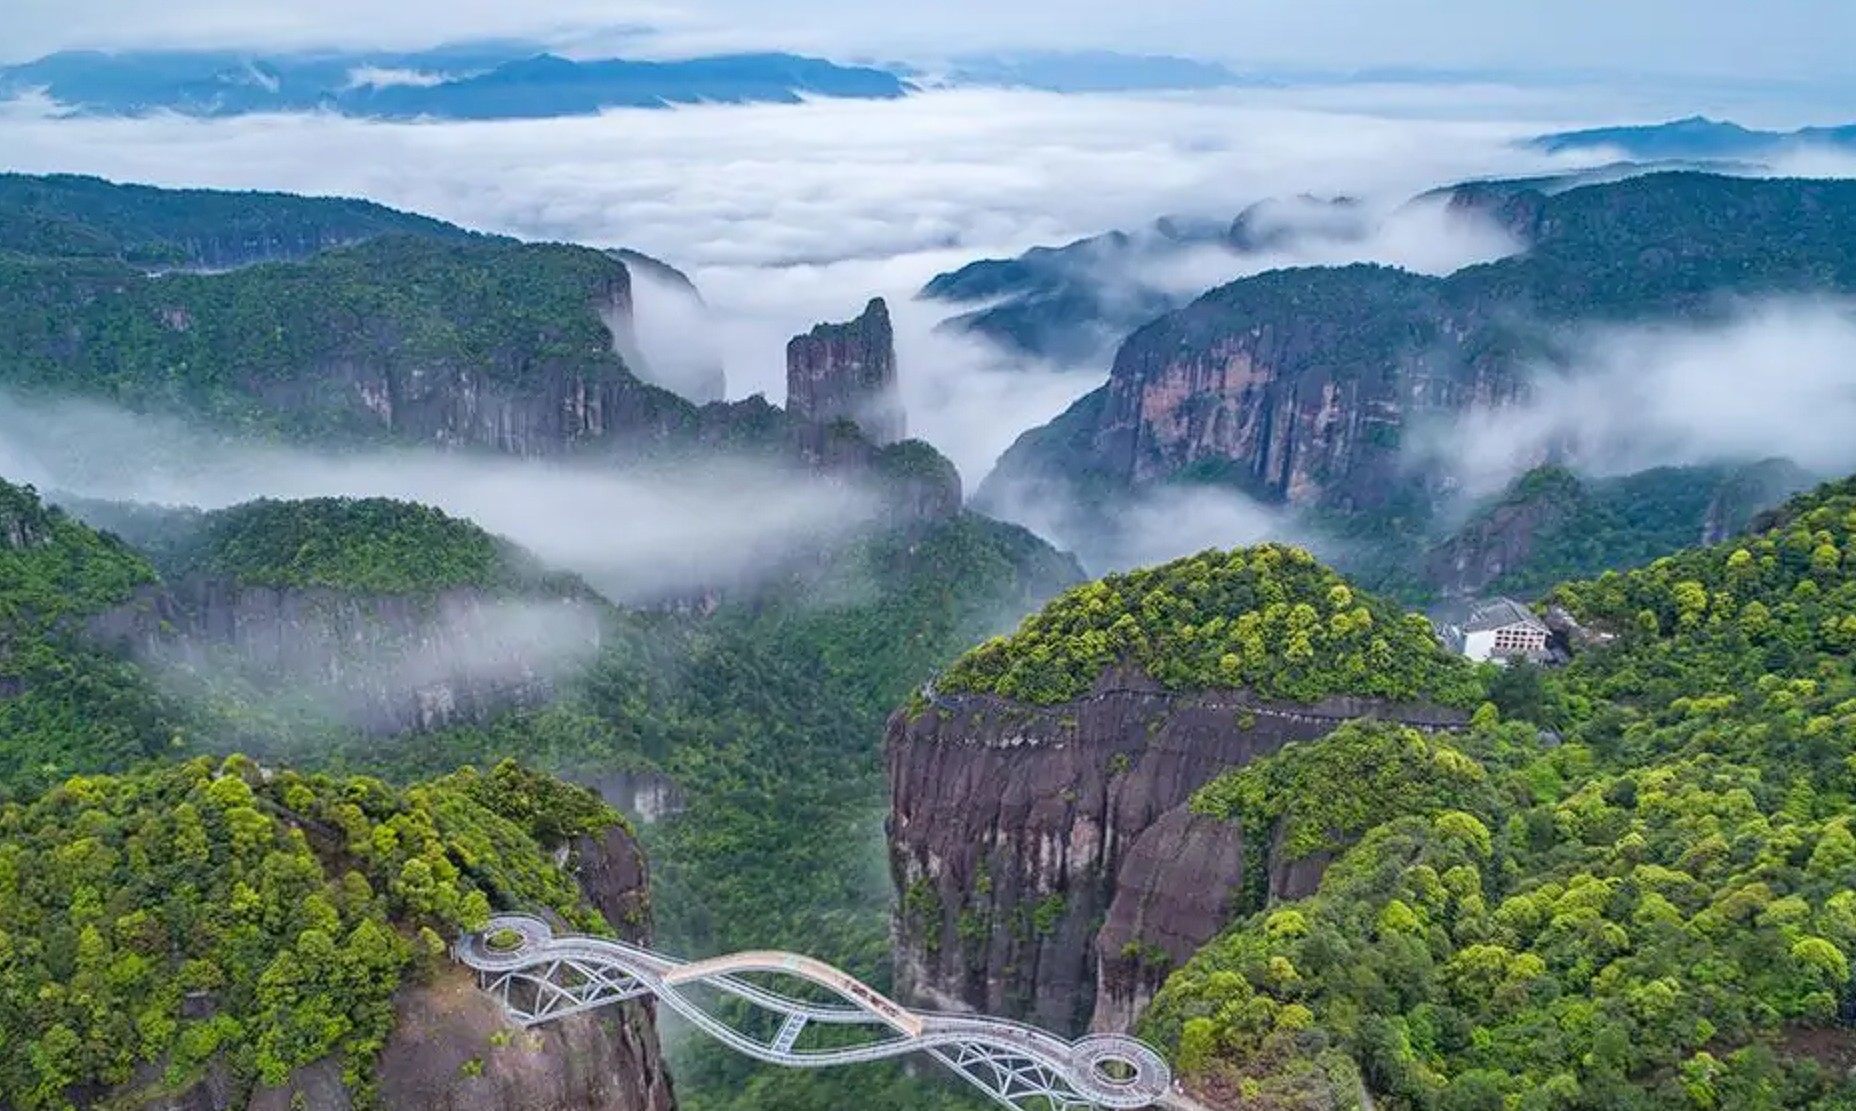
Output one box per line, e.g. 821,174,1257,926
0,466,1062,1111
4,169,1856,1111
0,755,621,1110
1143,478,1856,1109
938,542,1483,706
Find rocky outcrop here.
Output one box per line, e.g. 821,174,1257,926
779,299,961,523
886,672,1467,1035
787,297,905,457
1090,811,1333,1034
978,264,1522,517
372,824,673,1111
577,768,689,825
980,174,1856,522
114,821,675,1111
1424,469,1584,598
86,576,604,735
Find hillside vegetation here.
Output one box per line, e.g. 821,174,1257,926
0,480,185,793
169,496,551,595
0,172,475,267
1145,477,1856,1110
0,755,620,1110
939,542,1483,706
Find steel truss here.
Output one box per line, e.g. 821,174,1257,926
455,915,1172,1111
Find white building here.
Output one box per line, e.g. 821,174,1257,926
1443,598,1553,665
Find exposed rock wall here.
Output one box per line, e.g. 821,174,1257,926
886,671,1467,1034
85,576,604,734
116,822,676,1111
787,297,905,456
372,824,673,1111
243,264,696,459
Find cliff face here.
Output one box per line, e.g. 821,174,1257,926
980,174,1856,521
886,673,1467,1035
1423,470,1585,598
370,825,674,1111
115,820,675,1111
787,297,905,455
976,265,1523,519
86,577,604,734
781,299,962,523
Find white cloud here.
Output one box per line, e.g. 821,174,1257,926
3,84,1851,553
0,392,881,603
0,84,1595,491
344,66,455,90
1415,301,1856,496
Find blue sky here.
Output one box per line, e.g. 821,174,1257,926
3,0,1854,85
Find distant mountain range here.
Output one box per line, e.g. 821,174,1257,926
921,51,1255,93
1531,115,1856,160
0,45,1273,119
0,45,911,119
919,197,1371,362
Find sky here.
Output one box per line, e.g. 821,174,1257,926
3,0,1856,90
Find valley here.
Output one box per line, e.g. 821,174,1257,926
2,42,1856,1111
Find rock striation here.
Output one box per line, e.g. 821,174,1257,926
886,671,1467,1036
86,577,605,735
114,819,676,1111
979,174,1856,523
787,297,905,456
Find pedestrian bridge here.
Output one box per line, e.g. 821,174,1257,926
455,915,1173,1111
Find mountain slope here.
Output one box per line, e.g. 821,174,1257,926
919,199,1368,361
0,479,186,791
978,173,1856,571
1423,460,1818,600
1531,115,1856,160
1143,475,1856,1109
0,754,671,1111
0,172,478,268
889,544,1480,1033
0,234,714,450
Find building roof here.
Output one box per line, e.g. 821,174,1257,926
1462,597,1549,634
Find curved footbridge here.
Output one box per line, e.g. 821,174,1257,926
456,915,1176,1110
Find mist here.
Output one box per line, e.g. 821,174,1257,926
0,83,1673,496
0,391,882,604
622,263,729,403
1415,301,1856,499
135,591,611,739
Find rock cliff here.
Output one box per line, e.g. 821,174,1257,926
979,174,1856,525
369,825,674,1111
781,299,962,522
86,576,605,735
110,812,675,1111
886,673,1467,1035
787,297,905,456
1423,461,1818,600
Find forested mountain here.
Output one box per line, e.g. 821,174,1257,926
0,756,669,1111
1530,115,1856,160
0,173,479,268
978,172,1856,591
1422,461,1817,601
8,162,1856,1111
918,197,1368,361
887,473,1856,1109
1138,476,1856,1109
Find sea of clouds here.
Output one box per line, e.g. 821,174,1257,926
4,79,1855,576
